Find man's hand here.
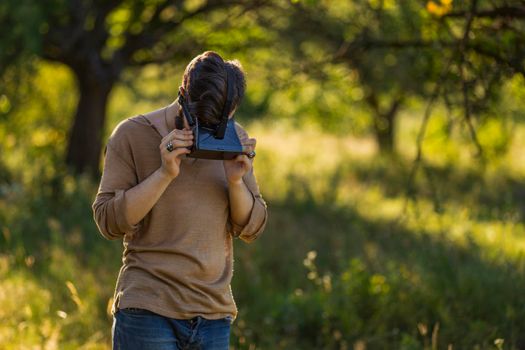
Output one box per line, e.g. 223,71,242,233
223,137,256,184
159,127,193,179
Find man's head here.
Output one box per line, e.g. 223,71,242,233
178,51,246,129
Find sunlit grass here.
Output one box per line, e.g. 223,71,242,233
1,111,525,348
0,252,108,349
249,117,525,260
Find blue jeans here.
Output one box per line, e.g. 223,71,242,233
112,307,233,350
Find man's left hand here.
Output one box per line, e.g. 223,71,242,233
223,137,256,184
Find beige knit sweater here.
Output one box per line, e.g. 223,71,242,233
92,114,268,322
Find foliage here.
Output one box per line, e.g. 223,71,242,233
263,0,525,154
1,1,525,348
1,110,525,347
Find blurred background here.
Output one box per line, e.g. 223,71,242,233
1,0,524,349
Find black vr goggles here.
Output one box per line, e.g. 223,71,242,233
177,67,244,160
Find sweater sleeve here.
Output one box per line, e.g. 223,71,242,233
92,124,140,241
226,123,268,243
227,166,268,243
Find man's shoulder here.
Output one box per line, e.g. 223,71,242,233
111,116,146,136
105,115,151,153
109,114,153,140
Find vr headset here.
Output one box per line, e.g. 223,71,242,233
177,67,244,160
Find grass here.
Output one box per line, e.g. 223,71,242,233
0,112,524,349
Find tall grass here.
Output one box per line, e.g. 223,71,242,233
0,60,525,349
0,113,524,349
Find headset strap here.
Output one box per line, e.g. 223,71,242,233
214,66,234,140
177,88,196,128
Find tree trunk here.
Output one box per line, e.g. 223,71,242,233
65,71,114,177
373,111,396,154
366,93,402,155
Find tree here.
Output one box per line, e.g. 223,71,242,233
271,0,437,154
269,0,525,155
0,0,261,175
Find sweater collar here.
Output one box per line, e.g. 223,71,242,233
133,104,181,139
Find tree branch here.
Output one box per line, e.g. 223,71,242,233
127,0,269,67
401,0,482,217
116,0,248,67
458,0,485,160
446,6,525,19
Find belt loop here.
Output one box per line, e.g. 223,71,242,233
188,316,203,344
189,316,201,327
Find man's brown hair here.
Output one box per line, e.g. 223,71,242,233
177,51,246,129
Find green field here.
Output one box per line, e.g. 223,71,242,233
1,108,524,349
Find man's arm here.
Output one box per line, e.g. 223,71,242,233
224,123,268,243
124,168,176,225
228,178,255,228
226,166,268,243
93,123,193,240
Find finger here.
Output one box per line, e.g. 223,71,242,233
235,154,250,164
243,138,256,146
226,154,243,164
242,144,255,153
241,138,256,149
167,147,191,159
172,132,194,142
161,145,185,158
160,135,193,149
162,129,194,144
171,139,194,148
161,129,179,142
169,130,194,143
160,141,193,156
239,155,252,169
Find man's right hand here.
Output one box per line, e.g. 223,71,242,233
159,128,194,179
